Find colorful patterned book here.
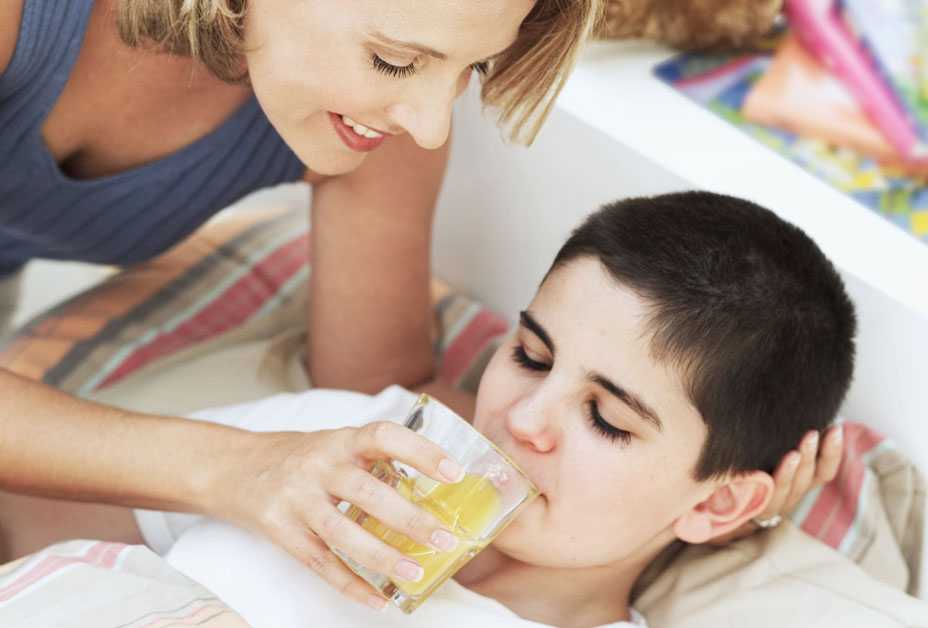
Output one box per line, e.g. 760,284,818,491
654,45,928,243
841,0,928,142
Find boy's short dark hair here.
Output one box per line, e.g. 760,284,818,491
547,191,857,480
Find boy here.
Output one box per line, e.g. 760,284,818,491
148,191,860,627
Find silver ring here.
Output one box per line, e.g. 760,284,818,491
753,514,783,529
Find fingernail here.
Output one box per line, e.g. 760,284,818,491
367,595,388,611
396,560,424,582
431,529,458,552
832,426,843,446
788,452,801,469
439,458,464,483
805,431,819,450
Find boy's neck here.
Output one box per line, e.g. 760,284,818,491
453,546,650,628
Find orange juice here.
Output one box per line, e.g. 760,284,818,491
345,461,501,600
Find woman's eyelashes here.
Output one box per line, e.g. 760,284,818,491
371,54,416,78
371,54,490,79
472,61,490,76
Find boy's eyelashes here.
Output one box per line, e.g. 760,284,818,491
510,344,634,447
511,344,550,371
586,400,633,446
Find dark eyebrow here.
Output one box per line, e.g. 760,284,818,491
369,31,447,60
589,373,664,434
519,310,555,354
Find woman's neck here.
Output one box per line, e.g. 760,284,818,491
453,546,648,628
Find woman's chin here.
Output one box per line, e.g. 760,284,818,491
298,148,367,177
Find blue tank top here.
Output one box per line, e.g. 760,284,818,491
0,0,305,276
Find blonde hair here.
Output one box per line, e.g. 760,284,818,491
117,0,602,144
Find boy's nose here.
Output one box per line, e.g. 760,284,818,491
506,397,557,454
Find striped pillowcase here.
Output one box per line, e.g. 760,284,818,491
0,209,509,397
0,209,898,575
0,540,241,625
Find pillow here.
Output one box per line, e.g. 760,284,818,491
0,207,922,600
0,208,508,398
0,540,248,627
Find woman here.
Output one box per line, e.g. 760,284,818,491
0,0,830,609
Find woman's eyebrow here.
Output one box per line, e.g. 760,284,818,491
589,373,664,434
369,31,447,60
519,310,555,354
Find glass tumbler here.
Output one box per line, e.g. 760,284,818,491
335,394,539,613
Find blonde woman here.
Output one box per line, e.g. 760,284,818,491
0,0,835,610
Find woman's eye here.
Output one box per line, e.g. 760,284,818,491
511,345,550,372
372,54,489,79
372,54,416,78
587,401,632,446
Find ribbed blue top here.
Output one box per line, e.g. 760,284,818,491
0,0,305,275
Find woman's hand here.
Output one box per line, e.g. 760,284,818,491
711,424,844,546
213,422,464,610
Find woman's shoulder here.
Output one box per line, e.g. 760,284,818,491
0,0,25,77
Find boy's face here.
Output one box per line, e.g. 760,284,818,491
472,258,717,568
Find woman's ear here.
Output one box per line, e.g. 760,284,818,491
672,471,774,544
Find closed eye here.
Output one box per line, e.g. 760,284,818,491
587,401,632,446
372,54,491,79
511,345,549,372
372,54,416,78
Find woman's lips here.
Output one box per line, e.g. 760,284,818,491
328,112,388,152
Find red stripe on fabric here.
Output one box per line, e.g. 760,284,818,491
99,542,128,568
799,422,884,547
439,310,509,383
820,423,884,547
801,479,842,540
0,541,117,602
98,235,308,388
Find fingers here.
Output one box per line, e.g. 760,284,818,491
352,421,464,484
712,425,845,547
277,524,388,611
763,449,801,519
784,430,820,512
813,424,844,486
309,501,428,588
328,464,458,553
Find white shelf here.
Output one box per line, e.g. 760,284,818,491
556,40,928,318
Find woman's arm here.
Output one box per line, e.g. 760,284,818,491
0,368,246,512
307,133,450,393
0,367,468,610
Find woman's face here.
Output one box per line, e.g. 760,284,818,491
472,258,717,569
243,0,534,175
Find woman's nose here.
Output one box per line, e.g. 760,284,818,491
506,395,558,454
386,83,457,150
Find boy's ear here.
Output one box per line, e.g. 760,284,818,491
672,471,774,544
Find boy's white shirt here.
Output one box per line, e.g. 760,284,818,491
146,386,646,628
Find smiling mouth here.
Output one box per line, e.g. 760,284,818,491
328,112,389,152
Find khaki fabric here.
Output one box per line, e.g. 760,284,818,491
634,522,928,627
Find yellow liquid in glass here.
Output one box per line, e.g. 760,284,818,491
349,463,501,597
